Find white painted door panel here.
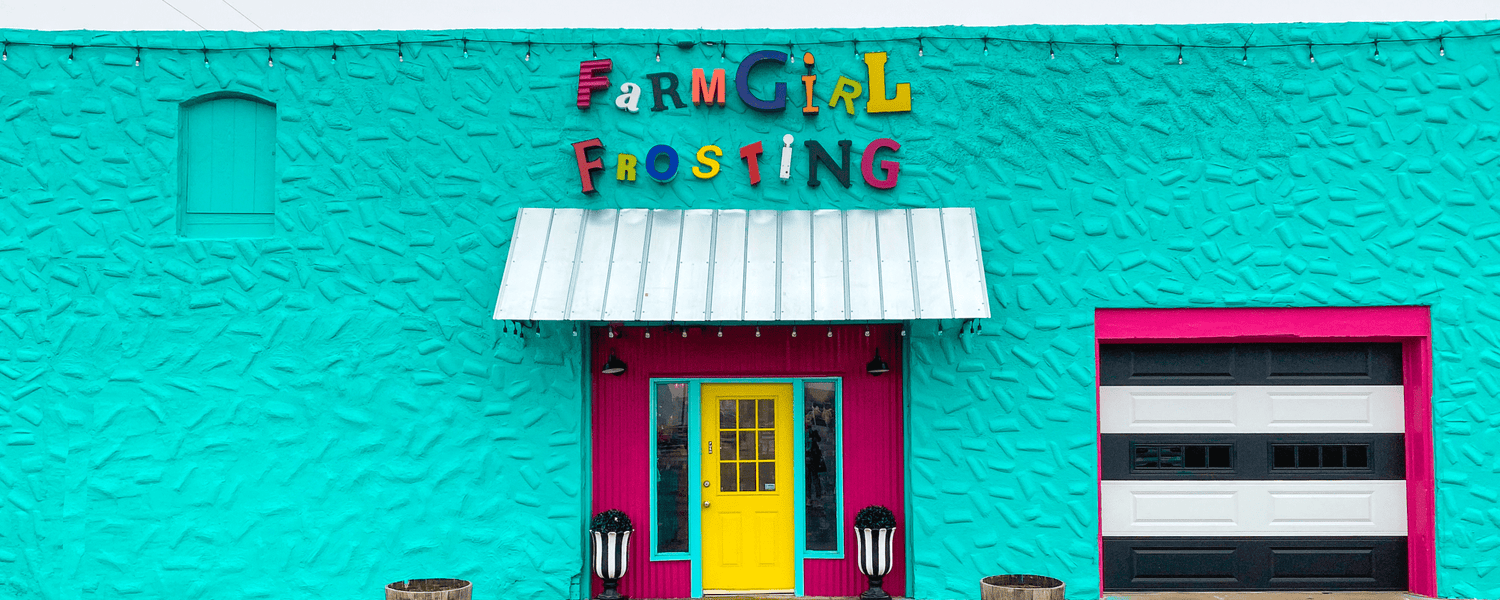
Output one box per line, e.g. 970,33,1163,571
1099,385,1405,434
1101,480,1408,536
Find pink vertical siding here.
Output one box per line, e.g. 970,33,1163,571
1095,307,1435,597
591,325,906,599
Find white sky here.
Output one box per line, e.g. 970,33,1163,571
0,0,1494,31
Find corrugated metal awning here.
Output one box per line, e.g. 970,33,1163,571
492,208,990,322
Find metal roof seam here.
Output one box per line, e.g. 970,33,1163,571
739,210,752,321
588,209,623,322
903,209,923,319
969,208,990,318
702,209,720,322
523,208,555,319
840,209,853,321
629,209,655,322
872,210,887,321
773,209,784,321
937,208,958,320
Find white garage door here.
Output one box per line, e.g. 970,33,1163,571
1100,343,1408,591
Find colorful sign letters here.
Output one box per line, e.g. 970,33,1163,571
569,49,911,195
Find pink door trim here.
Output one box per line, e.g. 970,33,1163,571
1094,307,1435,596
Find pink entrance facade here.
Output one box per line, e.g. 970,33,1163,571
590,324,907,598
1095,307,1437,596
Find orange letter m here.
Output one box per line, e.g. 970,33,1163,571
692,68,726,107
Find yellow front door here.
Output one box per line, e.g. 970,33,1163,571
701,383,796,593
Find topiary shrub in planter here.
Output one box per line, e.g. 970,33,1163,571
854,505,898,600
589,509,634,600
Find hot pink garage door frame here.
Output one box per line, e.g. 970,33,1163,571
590,324,907,598
1095,306,1436,596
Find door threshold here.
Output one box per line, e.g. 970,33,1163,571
702,590,795,596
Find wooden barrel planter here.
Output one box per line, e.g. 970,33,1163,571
386,578,472,600
980,575,1064,600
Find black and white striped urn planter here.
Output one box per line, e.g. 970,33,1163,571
855,526,896,600
591,530,630,600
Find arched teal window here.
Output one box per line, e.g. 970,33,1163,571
178,94,276,238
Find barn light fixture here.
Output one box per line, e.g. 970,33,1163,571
602,352,628,376
866,349,890,376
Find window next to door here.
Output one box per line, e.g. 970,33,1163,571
653,382,691,557
803,381,841,556
648,379,845,561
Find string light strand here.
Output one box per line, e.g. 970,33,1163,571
0,32,1490,62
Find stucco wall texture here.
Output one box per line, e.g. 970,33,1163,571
0,21,1499,600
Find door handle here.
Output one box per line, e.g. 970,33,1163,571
703,501,711,508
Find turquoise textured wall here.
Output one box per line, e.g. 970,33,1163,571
1,21,1499,600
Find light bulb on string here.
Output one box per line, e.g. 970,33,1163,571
397,41,404,62
755,326,761,338
1308,43,1315,64
68,44,74,62
1177,45,1183,65
918,36,924,58
655,42,661,62
267,46,274,68
1373,40,1380,59
525,40,531,61
792,326,798,338
461,38,468,59
331,44,338,63
202,48,208,67
1049,41,1055,60
3,43,9,62
1438,36,1445,57
982,36,989,55
1242,45,1248,65
134,46,141,67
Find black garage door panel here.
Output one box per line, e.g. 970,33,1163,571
1100,343,1404,386
1104,537,1408,591
1100,433,1406,480
1131,546,1238,583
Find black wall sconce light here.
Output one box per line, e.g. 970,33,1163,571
866,349,890,376
602,352,628,376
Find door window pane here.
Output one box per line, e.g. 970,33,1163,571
720,400,736,428
720,431,737,461
738,460,756,491
721,463,738,492
654,383,690,553
739,399,755,428
758,430,776,460
804,381,838,551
